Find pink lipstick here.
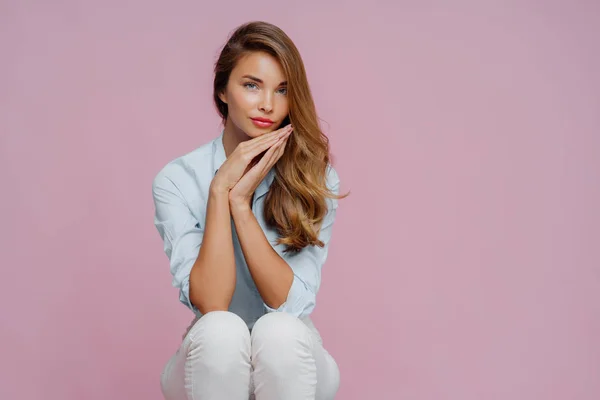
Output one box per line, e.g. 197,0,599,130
251,117,274,128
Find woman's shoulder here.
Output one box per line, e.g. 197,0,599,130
152,136,219,197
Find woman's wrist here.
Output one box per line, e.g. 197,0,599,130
229,198,252,214
209,181,230,196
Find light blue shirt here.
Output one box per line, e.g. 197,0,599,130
152,131,340,329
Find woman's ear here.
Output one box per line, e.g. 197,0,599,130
218,91,228,104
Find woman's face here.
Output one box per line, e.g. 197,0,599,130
219,51,289,138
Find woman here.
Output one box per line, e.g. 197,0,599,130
152,21,347,400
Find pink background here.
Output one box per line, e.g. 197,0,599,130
1,1,599,399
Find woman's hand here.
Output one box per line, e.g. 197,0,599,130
210,124,293,195
228,128,292,210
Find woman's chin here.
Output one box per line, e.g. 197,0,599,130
246,126,274,137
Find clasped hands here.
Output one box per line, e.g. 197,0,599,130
211,124,293,211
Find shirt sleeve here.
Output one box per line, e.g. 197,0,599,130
263,166,341,318
152,169,204,315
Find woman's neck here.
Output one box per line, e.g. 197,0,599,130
222,120,249,158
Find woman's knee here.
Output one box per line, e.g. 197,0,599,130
185,311,250,363
252,311,310,339
251,312,314,357
171,312,252,397
187,310,247,339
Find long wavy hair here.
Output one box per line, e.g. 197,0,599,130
213,21,348,253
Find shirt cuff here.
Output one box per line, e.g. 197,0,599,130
263,275,315,317
180,276,202,316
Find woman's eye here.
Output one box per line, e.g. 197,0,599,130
244,82,286,95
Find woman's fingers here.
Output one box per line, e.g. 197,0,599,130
242,125,292,159
262,135,289,171
214,126,292,191
251,136,286,174
223,124,292,189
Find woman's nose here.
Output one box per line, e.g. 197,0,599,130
259,94,273,113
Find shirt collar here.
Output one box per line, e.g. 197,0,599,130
212,130,276,200
212,130,227,175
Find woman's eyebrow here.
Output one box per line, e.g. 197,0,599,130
241,74,287,86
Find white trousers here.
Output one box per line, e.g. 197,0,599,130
160,311,340,400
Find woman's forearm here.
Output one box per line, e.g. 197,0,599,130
189,185,236,314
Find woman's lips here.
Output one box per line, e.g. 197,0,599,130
251,118,274,128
